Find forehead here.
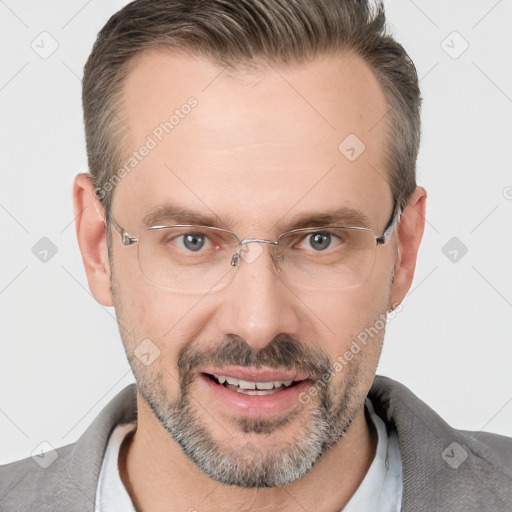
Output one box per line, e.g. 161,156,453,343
113,49,392,233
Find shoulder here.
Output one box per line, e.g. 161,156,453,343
369,375,512,511
0,442,77,508
0,384,137,511
458,428,512,474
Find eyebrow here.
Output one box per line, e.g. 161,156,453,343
287,207,371,230
142,205,224,229
141,204,372,231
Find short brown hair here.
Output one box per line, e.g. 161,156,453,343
83,0,421,219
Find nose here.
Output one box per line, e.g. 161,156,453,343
217,242,300,350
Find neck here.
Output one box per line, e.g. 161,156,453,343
119,394,377,512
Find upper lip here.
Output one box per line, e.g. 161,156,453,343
201,366,310,382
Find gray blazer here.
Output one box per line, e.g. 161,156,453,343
1,375,511,511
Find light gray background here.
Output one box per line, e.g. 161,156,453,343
1,0,511,464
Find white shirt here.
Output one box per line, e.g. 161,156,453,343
95,397,402,511
95,421,137,512
342,398,403,511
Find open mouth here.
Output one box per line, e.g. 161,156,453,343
203,372,305,396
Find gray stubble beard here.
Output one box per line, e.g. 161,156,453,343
133,360,364,488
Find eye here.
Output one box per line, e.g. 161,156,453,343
308,232,331,251
298,230,343,251
175,232,211,252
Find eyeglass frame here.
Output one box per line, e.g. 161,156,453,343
105,202,402,288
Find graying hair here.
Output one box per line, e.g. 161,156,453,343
83,0,421,221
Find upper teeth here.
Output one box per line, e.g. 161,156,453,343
215,375,294,390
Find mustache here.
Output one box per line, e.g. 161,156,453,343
177,333,332,389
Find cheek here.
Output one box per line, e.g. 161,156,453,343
311,277,390,322
301,277,391,362
122,289,208,347
111,249,212,360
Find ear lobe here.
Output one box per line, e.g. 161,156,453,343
389,186,427,309
72,173,114,307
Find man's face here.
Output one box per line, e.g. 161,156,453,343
108,49,396,487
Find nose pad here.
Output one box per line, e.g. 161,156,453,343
231,239,280,271
239,242,264,264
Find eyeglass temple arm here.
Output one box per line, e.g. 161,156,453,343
104,208,138,246
376,203,402,245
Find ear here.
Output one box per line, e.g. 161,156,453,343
389,186,427,309
72,173,113,307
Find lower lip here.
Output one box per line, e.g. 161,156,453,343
198,373,311,418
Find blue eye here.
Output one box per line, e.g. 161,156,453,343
308,232,332,251
181,233,207,251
